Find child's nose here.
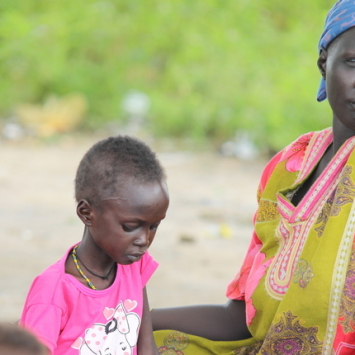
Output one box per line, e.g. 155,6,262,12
135,230,150,247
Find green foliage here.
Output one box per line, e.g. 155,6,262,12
0,0,336,150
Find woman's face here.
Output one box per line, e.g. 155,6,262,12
320,26,355,131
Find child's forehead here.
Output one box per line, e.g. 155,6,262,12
99,179,168,203
95,183,169,219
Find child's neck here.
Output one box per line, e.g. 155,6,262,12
65,238,117,290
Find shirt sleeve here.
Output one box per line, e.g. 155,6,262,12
140,251,159,287
20,303,63,354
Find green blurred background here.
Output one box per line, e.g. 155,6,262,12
0,0,335,151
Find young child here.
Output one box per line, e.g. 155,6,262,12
20,136,169,355
0,322,47,355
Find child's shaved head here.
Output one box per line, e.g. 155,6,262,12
75,135,165,206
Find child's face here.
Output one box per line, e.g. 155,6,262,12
89,179,169,265
321,26,355,131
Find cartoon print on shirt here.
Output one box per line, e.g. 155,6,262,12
72,300,140,355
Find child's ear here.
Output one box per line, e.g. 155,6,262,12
76,199,94,226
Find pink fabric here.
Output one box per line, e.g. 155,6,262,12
226,131,316,325
20,244,158,355
258,150,285,191
226,230,272,325
280,132,313,172
225,147,287,324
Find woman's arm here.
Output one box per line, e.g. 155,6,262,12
137,287,159,355
151,299,251,341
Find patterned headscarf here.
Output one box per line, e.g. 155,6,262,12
317,0,355,102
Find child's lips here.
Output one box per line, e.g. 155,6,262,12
126,253,145,262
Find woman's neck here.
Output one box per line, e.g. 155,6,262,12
332,116,355,153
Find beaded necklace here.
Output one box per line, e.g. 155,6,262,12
75,248,116,280
71,245,97,290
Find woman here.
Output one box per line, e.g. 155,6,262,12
152,1,355,354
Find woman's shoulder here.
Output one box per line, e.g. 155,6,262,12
259,128,332,189
279,128,332,171
282,129,329,153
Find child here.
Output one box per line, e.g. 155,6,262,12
20,136,169,355
0,322,47,355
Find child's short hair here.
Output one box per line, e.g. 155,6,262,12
75,135,165,206
0,323,46,354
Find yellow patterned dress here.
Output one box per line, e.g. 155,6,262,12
154,128,355,355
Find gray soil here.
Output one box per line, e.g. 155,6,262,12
0,135,266,322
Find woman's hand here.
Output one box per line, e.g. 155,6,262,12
151,299,251,341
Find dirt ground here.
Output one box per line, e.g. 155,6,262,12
0,134,266,322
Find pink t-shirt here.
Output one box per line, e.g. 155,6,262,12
20,244,158,355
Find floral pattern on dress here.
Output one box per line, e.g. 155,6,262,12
233,341,263,355
314,166,355,238
261,311,322,355
292,259,314,288
281,133,313,173
158,331,189,355
339,246,355,334
256,199,279,223
330,166,355,216
157,331,263,355
314,191,335,238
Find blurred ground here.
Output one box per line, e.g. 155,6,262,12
0,134,266,322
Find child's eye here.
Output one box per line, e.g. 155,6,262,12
150,222,161,231
122,225,135,232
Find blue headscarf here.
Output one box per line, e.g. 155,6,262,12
317,0,355,102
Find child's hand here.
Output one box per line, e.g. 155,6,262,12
137,287,159,355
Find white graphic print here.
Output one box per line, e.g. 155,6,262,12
72,300,140,355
